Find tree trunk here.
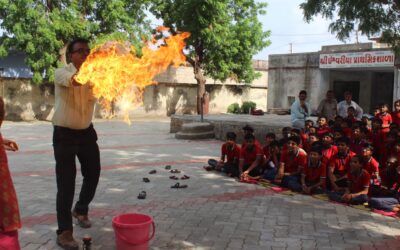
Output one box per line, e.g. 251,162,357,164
193,62,207,114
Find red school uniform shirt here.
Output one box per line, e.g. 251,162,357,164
240,143,263,165
329,151,356,177
380,168,400,190
370,130,385,157
392,111,400,128
263,145,270,160
379,113,392,133
347,169,371,193
316,125,332,139
349,139,366,155
322,145,338,164
280,148,307,174
343,127,353,138
363,156,379,178
303,160,327,185
221,143,241,164
241,139,261,150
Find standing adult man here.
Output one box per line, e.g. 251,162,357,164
291,90,311,129
317,90,337,121
337,91,363,120
53,38,100,249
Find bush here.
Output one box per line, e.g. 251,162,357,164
241,101,256,114
227,103,241,114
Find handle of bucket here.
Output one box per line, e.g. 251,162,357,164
117,221,155,245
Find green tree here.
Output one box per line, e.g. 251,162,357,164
150,0,270,114
0,0,151,84
301,0,400,54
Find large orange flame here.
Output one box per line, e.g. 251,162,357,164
74,27,190,123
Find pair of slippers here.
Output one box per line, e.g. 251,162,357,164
169,175,190,180
171,182,188,189
138,191,146,199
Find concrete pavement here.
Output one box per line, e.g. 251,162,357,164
2,119,400,250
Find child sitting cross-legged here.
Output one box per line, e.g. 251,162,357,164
239,134,264,180
328,155,370,205
268,136,307,187
206,132,240,175
288,143,326,194
369,157,400,213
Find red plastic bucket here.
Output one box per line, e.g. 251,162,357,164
0,231,21,250
112,213,155,250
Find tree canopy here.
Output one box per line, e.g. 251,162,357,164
301,0,400,54
150,0,270,113
0,0,151,83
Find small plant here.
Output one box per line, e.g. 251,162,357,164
227,103,241,114
241,101,256,114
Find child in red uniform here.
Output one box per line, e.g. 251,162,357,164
370,156,398,197
316,116,331,139
349,127,367,155
328,155,370,205
303,133,319,153
239,134,264,180
288,144,326,194
206,132,240,173
346,107,359,123
300,120,314,146
273,136,307,187
0,97,21,249
321,132,338,164
379,103,392,134
370,118,385,159
263,133,276,162
328,137,356,191
361,144,380,185
391,99,400,128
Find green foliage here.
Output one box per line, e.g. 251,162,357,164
150,0,271,83
301,0,400,55
241,101,256,114
227,103,241,114
0,0,152,84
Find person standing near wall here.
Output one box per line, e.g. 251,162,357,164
316,90,337,121
52,38,101,249
290,90,311,129
337,91,363,120
0,97,21,249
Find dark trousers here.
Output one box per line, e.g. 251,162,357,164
53,125,101,233
328,191,368,205
369,197,399,211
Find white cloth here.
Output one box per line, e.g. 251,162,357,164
337,100,363,120
52,63,96,129
290,100,310,129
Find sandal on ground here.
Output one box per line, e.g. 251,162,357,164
169,175,179,180
165,165,171,170
170,169,181,174
181,175,190,180
143,177,150,183
171,182,188,189
138,191,147,199
149,170,157,174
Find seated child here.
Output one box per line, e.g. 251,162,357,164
263,133,276,161
239,134,264,180
369,160,400,212
264,140,280,170
206,132,240,175
346,106,359,123
361,144,380,185
0,97,21,249
316,116,331,139
328,137,356,191
288,144,326,194
321,132,338,163
378,103,392,134
300,120,314,146
369,156,398,197
265,136,307,187
328,155,370,205
303,132,319,153
241,125,261,148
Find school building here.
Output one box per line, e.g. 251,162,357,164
267,42,398,114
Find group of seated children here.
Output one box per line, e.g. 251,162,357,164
207,102,400,214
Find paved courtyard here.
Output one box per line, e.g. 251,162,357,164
3,118,400,250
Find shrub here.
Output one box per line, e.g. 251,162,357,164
241,101,256,114
227,103,241,114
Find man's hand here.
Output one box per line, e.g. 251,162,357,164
302,185,311,194
3,139,18,151
342,193,352,203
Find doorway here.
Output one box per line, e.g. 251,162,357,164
370,72,394,112
333,81,360,103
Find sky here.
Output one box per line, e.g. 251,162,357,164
254,0,370,60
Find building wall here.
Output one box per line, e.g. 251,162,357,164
0,62,268,121
267,52,324,113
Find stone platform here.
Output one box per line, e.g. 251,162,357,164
170,114,293,142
